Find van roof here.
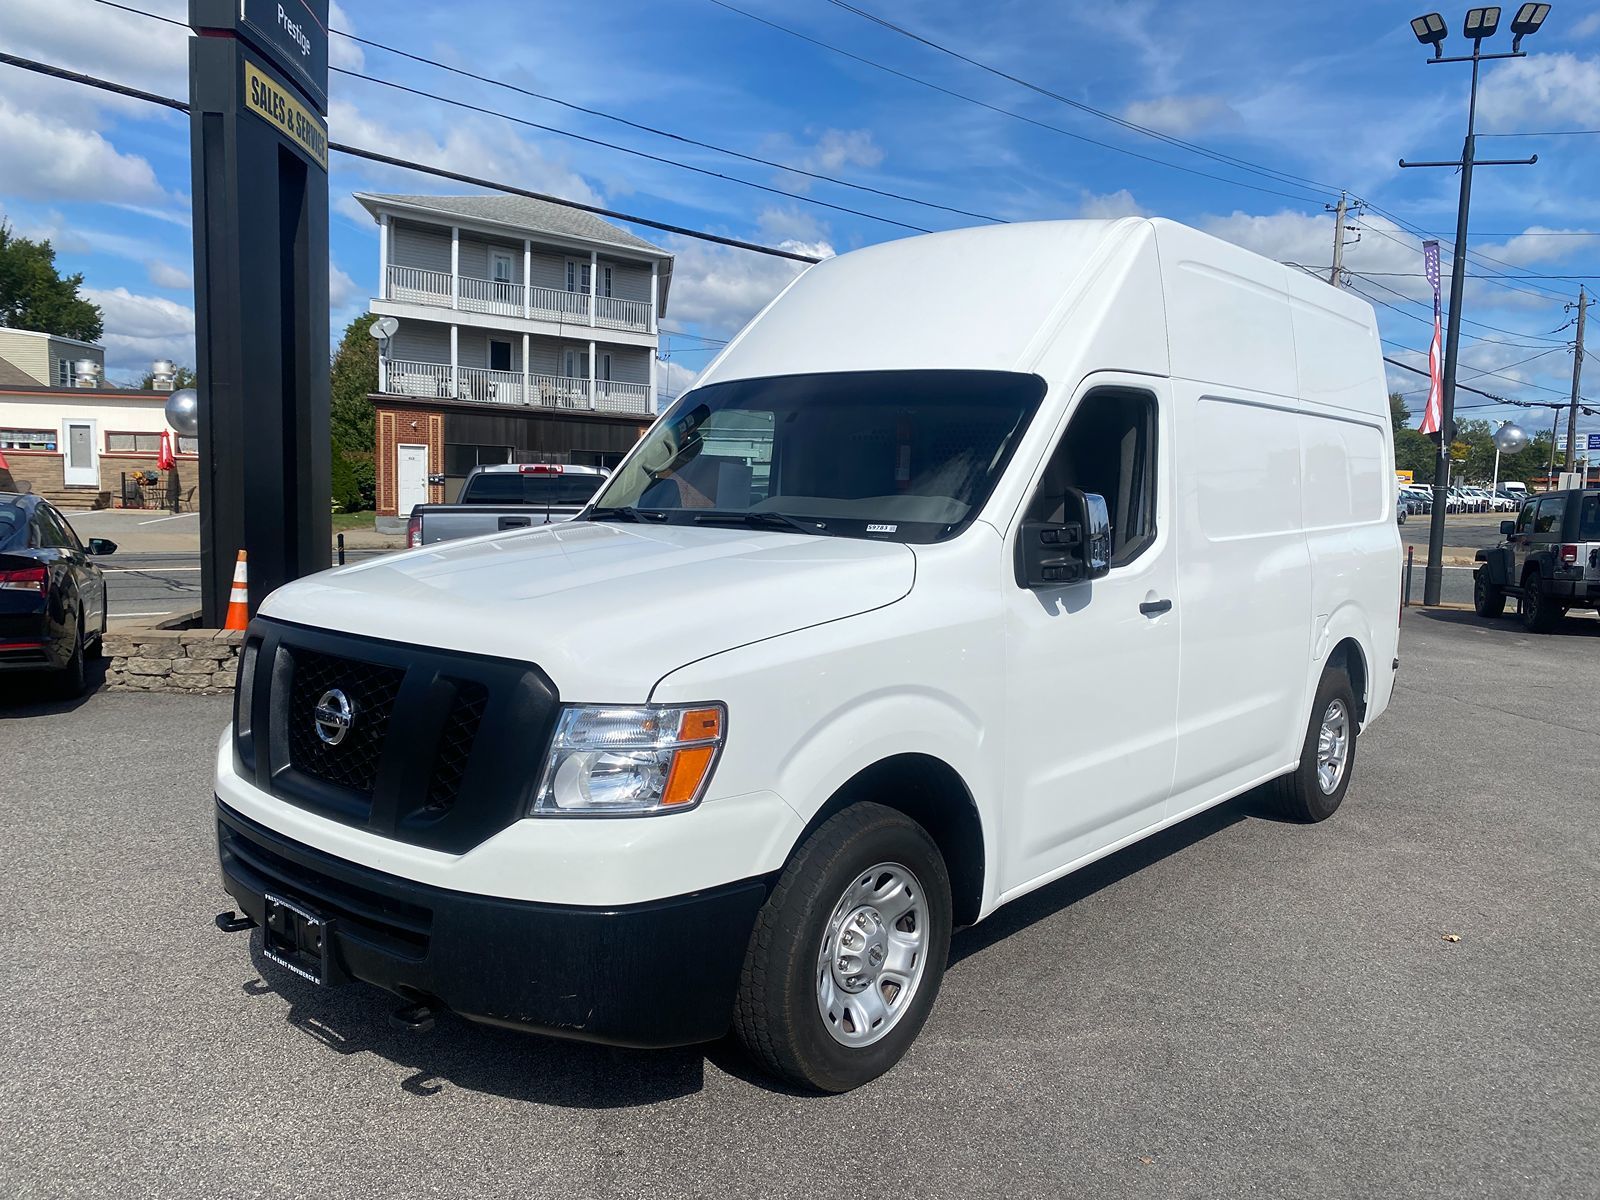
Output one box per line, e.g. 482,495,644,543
698,218,1386,421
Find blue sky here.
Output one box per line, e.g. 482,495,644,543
1,0,1597,437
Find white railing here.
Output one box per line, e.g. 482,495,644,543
457,276,525,317
595,379,652,412
385,361,654,415
455,366,525,405
527,284,592,323
596,295,651,332
387,264,451,306
386,358,452,397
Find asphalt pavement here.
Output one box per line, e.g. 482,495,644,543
2,609,1597,1198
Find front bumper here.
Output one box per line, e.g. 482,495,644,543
217,799,772,1048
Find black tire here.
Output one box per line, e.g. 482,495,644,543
1268,666,1357,823
51,616,87,699
1520,576,1564,634
733,803,952,1093
1473,569,1506,618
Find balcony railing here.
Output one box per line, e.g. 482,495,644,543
384,264,653,331
457,276,525,318
386,359,653,415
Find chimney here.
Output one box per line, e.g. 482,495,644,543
150,360,177,392
73,359,102,389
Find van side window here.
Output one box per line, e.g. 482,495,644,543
1533,496,1565,535
1024,387,1157,567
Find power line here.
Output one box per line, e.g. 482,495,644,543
821,0,1343,198
0,51,825,265
705,0,1331,208
331,66,932,234
1348,275,1570,346
1479,129,1600,137
316,15,1004,226
1356,221,1572,302
1380,336,1571,395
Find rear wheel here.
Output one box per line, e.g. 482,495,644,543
1473,569,1506,618
1268,666,1357,823
51,616,87,699
734,803,952,1093
1520,576,1564,634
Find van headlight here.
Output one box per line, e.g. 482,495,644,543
532,704,726,816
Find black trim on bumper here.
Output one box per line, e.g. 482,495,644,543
216,800,772,1048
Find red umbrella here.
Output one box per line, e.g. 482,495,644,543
157,429,175,471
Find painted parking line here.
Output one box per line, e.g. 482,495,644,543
102,566,203,572
137,513,197,525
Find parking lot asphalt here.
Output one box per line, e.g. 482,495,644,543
2,610,1597,1199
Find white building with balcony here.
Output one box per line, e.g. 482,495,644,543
356,193,674,518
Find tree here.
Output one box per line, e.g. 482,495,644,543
0,221,104,341
1394,428,1436,485
1388,392,1411,434
138,365,198,390
330,314,379,510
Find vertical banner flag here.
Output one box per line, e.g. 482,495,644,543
1419,240,1443,436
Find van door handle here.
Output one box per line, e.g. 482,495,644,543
1139,598,1173,616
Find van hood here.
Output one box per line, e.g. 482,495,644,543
258,521,916,699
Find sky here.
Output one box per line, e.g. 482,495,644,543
0,0,1596,441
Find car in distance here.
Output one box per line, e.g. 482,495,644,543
406,463,608,547
212,218,1402,1092
1474,489,1600,632
0,492,116,695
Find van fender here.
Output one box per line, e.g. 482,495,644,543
1306,603,1375,727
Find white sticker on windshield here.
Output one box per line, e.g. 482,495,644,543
867,523,898,533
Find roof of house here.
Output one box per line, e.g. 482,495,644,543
0,327,104,351
0,356,39,388
356,193,670,258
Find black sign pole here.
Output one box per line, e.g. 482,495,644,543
188,0,330,626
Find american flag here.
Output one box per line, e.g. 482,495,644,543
1419,241,1443,436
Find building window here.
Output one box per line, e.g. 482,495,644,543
566,260,592,293
0,428,57,451
106,432,195,454
58,359,72,387
602,265,613,298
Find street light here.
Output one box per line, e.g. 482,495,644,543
1510,3,1550,49
1400,6,1551,605
1411,12,1448,56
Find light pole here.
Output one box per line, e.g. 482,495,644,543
1401,4,1549,605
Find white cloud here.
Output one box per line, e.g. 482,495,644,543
0,95,165,205
1121,94,1240,137
1077,189,1147,219
1571,12,1600,39
329,263,362,310
1476,227,1600,266
328,2,365,71
664,215,834,337
146,260,192,290
328,100,603,209
81,286,195,378
798,129,883,174
1477,52,1600,130
657,359,701,406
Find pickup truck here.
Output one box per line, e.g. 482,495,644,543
406,463,608,548
1474,488,1600,631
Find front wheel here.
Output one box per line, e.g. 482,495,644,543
733,803,952,1092
1268,666,1358,823
1474,569,1506,618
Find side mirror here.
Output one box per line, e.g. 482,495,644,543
1015,488,1112,588
87,538,117,556
1499,520,1515,537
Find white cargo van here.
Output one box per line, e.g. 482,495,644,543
214,219,1401,1092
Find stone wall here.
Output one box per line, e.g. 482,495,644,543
103,628,244,693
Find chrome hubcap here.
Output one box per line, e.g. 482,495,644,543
1316,699,1350,795
816,863,928,1048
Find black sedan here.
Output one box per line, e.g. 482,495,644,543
1,492,116,695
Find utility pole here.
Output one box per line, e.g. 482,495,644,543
1324,192,1362,288
1328,193,1348,287
1565,285,1588,470
1400,8,1543,607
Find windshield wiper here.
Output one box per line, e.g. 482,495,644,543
587,505,666,523
692,510,829,535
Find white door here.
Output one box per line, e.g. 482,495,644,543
63,420,97,487
397,444,429,515
1001,381,1178,894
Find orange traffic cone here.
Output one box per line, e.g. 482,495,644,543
223,550,250,630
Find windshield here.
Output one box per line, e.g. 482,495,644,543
460,472,605,505
589,370,1046,543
